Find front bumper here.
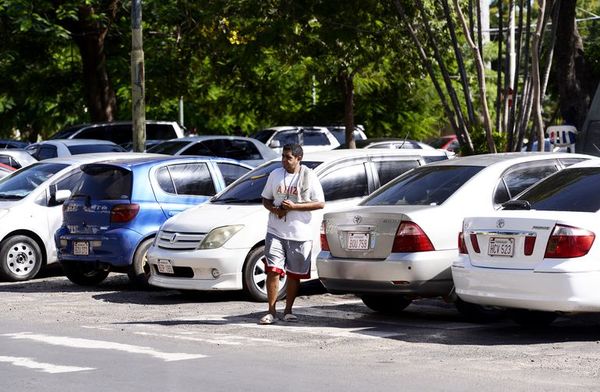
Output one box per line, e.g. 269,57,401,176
316,250,455,297
452,264,600,312
147,245,250,291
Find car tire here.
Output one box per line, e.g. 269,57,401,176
507,308,558,328
454,297,505,323
242,245,287,302
360,294,412,314
61,260,110,286
0,235,43,281
127,238,154,289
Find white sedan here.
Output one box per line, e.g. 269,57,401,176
0,152,156,281
453,159,600,327
317,152,595,318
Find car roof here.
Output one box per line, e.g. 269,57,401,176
167,135,264,143
423,152,595,167
39,152,163,166
32,139,118,147
297,148,449,163
0,149,37,159
79,154,250,169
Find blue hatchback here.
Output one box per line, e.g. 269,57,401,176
55,155,252,287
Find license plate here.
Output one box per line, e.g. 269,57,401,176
488,237,514,257
347,232,369,250
157,259,174,274
73,241,89,256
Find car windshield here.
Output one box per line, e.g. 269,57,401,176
48,125,86,140
361,165,484,206
516,167,600,212
0,162,68,199
212,160,321,204
251,130,276,143
147,141,191,154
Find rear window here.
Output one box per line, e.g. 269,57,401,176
147,124,177,139
362,165,483,206
303,131,329,146
148,141,191,155
75,165,133,200
68,144,126,155
517,167,600,212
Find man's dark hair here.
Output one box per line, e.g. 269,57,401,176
283,143,303,159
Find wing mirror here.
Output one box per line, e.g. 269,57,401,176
55,189,72,204
269,140,281,148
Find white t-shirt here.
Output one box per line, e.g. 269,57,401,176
261,166,325,241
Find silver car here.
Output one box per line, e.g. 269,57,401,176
317,152,596,319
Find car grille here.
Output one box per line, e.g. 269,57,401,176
156,230,206,250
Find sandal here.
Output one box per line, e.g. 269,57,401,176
283,313,298,322
259,313,277,325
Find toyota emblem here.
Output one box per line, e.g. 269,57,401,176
169,233,178,243
353,215,362,224
496,219,505,229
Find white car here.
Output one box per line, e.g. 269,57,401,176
25,139,126,160
453,159,600,327
251,126,341,153
146,149,450,301
317,152,595,318
0,152,159,281
0,150,38,169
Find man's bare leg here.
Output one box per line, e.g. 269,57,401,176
266,271,280,315
284,278,300,315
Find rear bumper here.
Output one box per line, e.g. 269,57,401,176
452,264,600,312
316,250,454,297
56,227,142,268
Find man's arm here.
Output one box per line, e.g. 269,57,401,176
263,198,287,218
280,199,324,212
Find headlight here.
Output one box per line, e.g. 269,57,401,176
199,225,244,249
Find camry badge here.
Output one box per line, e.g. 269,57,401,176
496,219,505,229
353,215,362,224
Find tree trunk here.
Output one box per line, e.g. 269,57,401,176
554,0,594,131
339,70,356,149
55,2,118,122
531,0,546,150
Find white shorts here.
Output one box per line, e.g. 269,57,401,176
264,232,312,279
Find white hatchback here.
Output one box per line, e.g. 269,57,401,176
453,159,600,326
146,149,446,300
0,152,158,281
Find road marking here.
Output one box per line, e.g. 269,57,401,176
0,355,94,374
2,332,206,362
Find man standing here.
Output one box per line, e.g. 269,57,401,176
260,144,325,324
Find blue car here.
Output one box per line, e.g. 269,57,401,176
55,155,252,287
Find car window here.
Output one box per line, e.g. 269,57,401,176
48,168,84,205
423,155,450,163
78,126,108,140
217,162,251,186
320,163,369,201
303,131,329,146
75,165,133,200
180,142,214,156
213,161,321,203
373,159,420,186
167,163,216,196
37,145,58,160
156,166,176,193
148,141,192,155
500,163,559,200
558,158,588,167
68,144,126,154
147,124,177,140
274,131,300,145
0,163,68,200
517,167,600,212
252,129,276,143
362,165,484,206
0,156,15,168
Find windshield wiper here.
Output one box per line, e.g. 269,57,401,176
0,194,24,200
213,197,262,204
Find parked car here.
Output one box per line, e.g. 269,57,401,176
146,149,448,301
453,159,600,327
251,126,340,153
317,152,595,319
147,136,278,167
429,135,460,153
25,139,126,160
0,139,30,149
326,126,368,145
336,138,451,159
0,152,153,281
48,121,185,148
0,150,38,169
55,156,253,287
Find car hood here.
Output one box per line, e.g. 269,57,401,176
160,202,266,232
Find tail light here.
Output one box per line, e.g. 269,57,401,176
320,221,330,251
469,233,481,253
392,221,434,252
524,235,536,256
111,204,140,223
458,232,468,254
544,224,595,258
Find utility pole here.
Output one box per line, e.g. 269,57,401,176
131,0,146,152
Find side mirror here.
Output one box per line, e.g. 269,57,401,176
55,189,72,204
269,140,281,148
